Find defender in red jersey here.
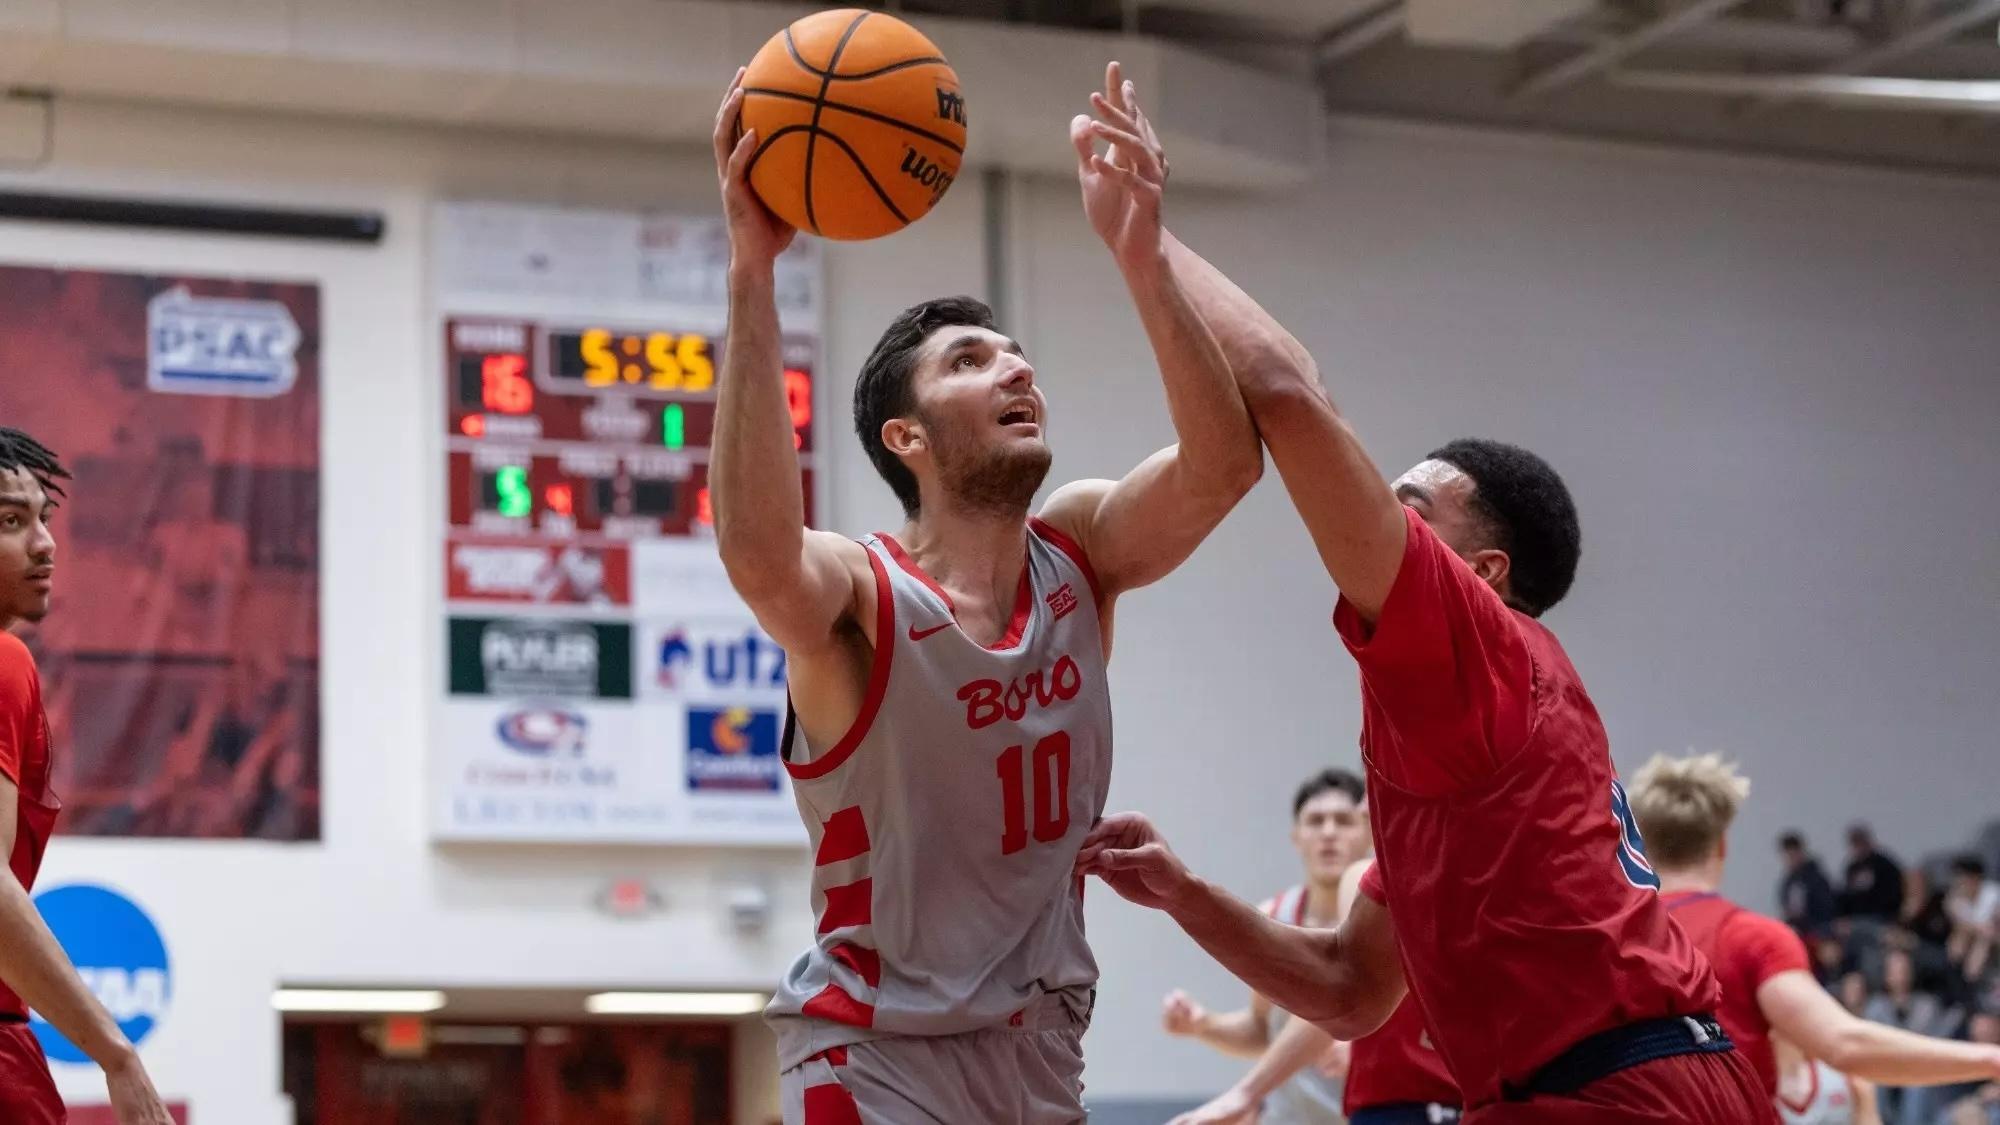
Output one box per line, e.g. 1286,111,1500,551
1628,753,2000,1099
1075,272,1773,1119
0,430,174,1125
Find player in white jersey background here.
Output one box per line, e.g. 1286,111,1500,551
710,61,1300,1124
1161,769,1370,1125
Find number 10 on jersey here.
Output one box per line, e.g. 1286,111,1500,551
997,732,1072,856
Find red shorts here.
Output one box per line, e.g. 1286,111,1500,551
0,1022,65,1124
1468,1048,1775,1125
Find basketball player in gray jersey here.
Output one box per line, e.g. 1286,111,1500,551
711,63,1297,1123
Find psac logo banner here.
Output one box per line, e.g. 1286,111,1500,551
448,541,632,606
654,621,786,696
448,617,634,699
31,885,170,1065
147,286,302,397
685,707,781,793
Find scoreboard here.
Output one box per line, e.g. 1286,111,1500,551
444,320,817,538
432,202,818,846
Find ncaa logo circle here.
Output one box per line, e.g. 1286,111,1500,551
30,884,170,1064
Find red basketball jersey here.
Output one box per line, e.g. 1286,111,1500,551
1345,994,1460,1113
1662,891,1811,1095
1339,510,1720,1108
0,632,61,1021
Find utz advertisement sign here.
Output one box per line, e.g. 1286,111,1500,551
448,618,633,699
648,619,787,700
448,541,631,606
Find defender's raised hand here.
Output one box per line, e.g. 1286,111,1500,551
1071,60,1166,269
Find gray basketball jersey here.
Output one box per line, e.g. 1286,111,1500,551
766,520,1113,1069
1260,886,1348,1125
1777,1061,1858,1125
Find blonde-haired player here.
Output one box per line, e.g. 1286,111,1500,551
1627,752,2000,1109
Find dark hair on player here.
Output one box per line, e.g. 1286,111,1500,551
1292,768,1365,819
1952,854,1988,880
1778,831,1806,852
1427,438,1579,618
853,295,998,517
0,428,69,500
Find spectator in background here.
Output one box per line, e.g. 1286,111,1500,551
1943,1007,2000,1125
1865,949,1963,1039
1948,857,2000,985
1866,948,1971,1125
1841,972,1873,1015
1844,824,1910,925
1783,830,1841,942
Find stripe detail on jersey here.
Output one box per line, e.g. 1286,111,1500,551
802,1080,864,1124
818,878,873,934
815,806,871,866
875,531,1036,653
784,547,896,781
801,982,876,1029
1028,516,1102,607
827,941,882,987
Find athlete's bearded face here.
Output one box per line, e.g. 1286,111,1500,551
0,468,57,629
895,326,1051,517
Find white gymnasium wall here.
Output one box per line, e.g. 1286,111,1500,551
0,96,985,1123
2,91,1998,1118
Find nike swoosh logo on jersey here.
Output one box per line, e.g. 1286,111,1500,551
908,622,953,641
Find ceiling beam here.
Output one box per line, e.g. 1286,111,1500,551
1317,1,1407,64
1513,0,1753,98
1615,69,2000,114
1741,0,2000,112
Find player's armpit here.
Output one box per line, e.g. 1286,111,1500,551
729,530,871,656
1037,449,1256,601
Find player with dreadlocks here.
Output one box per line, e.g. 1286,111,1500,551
0,428,174,1124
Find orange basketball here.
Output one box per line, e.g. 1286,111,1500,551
740,9,967,241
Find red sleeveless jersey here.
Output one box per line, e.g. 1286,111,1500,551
0,633,61,1021
1345,993,1460,1113
1662,891,1811,1095
1336,510,1719,1108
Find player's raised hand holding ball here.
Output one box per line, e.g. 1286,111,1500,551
731,9,966,242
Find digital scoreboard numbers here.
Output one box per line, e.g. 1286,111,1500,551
444,318,816,538
434,203,818,849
